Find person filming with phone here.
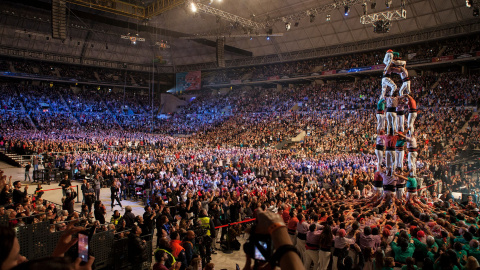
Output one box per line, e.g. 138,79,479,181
243,208,304,270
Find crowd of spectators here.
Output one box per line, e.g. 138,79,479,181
0,57,150,86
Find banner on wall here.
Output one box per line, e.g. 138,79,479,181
456,53,473,59
322,70,336,75
175,71,201,92
348,66,372,73
432,55,454,62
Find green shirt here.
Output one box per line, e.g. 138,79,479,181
456,249,467,265
413,238,428,257
391,241,415,263
378,99,386,111
406,177,417,189
464,246,480,262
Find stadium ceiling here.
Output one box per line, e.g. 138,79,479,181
1,0,479,68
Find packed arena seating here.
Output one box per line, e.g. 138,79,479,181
0,56,151,86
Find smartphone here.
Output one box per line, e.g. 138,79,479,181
78,232,89,262
253,239,271,261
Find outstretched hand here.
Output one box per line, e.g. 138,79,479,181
52,221,85,257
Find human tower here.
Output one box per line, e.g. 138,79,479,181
374,49,419,202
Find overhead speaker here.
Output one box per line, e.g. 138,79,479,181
216,37,225,68
52,0,67,40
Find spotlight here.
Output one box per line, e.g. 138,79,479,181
310,14,316,22
362,3,367,15
474,7,479,16
267,36,270,40
326,14,331,21
466,0,472,7
250,37,253,40
285,22,291,31
385,0,392,8
190,2,197,12
344,5,350,15
371,1,376,9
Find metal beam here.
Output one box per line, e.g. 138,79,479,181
193,1,266,29
179,33,284,39
146,0,185,18
360,9,407,24
65,0,146,19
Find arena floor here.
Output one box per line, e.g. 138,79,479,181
0,161,247,269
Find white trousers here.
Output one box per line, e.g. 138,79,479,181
407,191,417,201
386,150,395,172
376,113,386,131
332,256,340,270
396,114,405,133
399,81,411,96
375,149,384,171
318,250,331,270
305,249,320,270
395,150,404,169
408,151,418,176
407,112,417,134
296,238,306,261
386,112,397,134
396,187,405,200
374,186,383,195
382,77,397,97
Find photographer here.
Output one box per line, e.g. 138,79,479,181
63,188,77,215
83,183,95,213
58,175,71,197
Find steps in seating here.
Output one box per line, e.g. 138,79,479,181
460,112,478,133
436,46,447,57
4,153,26,167
275,130,306,150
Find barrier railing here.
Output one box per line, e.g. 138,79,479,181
39,185,80,203
214,217,256,253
